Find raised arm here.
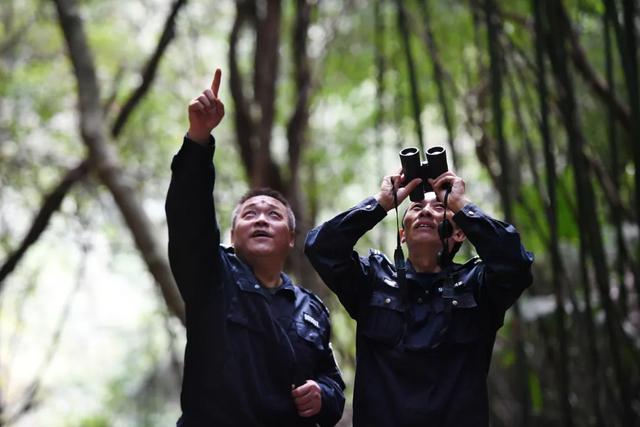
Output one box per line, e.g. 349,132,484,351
431,172,534,318
304,172,421,317
165,70,226,305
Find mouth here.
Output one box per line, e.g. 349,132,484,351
251,230,273,238
414,222,435,231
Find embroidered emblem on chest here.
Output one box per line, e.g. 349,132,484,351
383,278,399,288
303,312,320,329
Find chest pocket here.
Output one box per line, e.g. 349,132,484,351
359,289,405,346
405,287,483,351
226,293,268,335
445,290,483,344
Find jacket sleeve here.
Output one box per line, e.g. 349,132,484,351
453,204,534,323
165,136,223,306
315,323,346,427
304,197,387,319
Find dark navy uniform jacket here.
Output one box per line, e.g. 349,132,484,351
166,137,345,427
305,197,533,427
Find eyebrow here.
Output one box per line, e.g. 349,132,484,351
409,200,443,209
241,201,284,211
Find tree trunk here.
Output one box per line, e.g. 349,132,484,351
603,9,632,319
52,0,185,324
545,1,633,423
532,1,574,424
286,0,325,296
393,0,424,151
418,0,458,167
374,0,388,250
483,1,531,425
605,0,640,231
1,0,188,297
252,0,282,188
228,0,325,291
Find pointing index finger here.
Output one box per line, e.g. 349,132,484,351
211,68,222,97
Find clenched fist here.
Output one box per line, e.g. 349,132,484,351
292,380,322,418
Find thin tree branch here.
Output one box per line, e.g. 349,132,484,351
5,238,90,426
558,5,632,132
0,16,35,56
111,0,189,137
495,3,632,132
1,0,190,299
0,161,88,287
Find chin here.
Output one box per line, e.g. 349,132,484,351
246,246,276,257
407,235,440,246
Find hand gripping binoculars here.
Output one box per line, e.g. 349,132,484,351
399,146,449,202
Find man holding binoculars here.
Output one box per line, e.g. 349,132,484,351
305,148,534,427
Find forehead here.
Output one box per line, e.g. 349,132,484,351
239,195,287,211
408,192,439,209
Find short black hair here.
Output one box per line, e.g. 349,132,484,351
231,188,296,231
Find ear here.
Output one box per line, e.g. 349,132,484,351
288,230,295,249
399,228,407,244
230,227,236,245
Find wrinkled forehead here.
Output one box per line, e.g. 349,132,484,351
239,195,287,212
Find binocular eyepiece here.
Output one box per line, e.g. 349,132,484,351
399,146,449,202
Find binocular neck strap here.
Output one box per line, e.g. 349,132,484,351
438,187,453,269
391,178,407,295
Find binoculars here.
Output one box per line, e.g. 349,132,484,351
399,146,449,202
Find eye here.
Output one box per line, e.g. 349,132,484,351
411,204,423,211
432,204,445,212
269,210,283,219
242,210,256,219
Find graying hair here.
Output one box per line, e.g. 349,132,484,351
231,188,296,231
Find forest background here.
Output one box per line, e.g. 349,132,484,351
1,0,639,426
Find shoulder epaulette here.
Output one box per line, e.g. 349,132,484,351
300,287,331,316
464,256,482,266
369,248,393,265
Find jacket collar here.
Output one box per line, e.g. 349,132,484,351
224,246,296,300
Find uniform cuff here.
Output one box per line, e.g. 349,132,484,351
453,203,485,225
357,196,388,221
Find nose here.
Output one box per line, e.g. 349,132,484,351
254,212,269,225
418,205,434,218
419,203,444,219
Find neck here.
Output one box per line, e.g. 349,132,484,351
250,258,284,288
407,244,442,273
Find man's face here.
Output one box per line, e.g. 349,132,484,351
401,192,454,246
231,195,294,263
